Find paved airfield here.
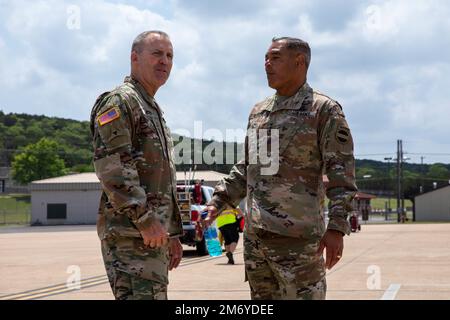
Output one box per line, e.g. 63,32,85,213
1,223,450,300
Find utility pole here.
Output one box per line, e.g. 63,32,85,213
400,140,405,222
420,156,425,193
384,157,393,212
415,156,426,223
396,139,402,223
394,140,413,223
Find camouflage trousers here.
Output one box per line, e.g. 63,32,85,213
101,236,169,300
244,228,326,300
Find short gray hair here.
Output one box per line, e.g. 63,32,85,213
272,37,311,69
131,30,170,53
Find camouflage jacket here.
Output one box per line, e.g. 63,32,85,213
90,76,182,240
209,82,357,238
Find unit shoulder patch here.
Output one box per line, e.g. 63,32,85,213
336,125,350,144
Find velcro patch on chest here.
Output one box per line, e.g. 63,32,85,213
298,111,317,118
97,107,121,126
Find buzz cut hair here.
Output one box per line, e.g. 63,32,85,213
272,36,311,69
131,30,170,53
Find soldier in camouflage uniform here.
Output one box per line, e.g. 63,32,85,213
90,31,183,300
205,37,357,300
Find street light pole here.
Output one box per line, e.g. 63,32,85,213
396,140,401,222
420,156,425,193
384,157,393,212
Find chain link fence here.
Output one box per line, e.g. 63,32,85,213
0,194,31,225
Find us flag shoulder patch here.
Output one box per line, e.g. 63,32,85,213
97,107,120,126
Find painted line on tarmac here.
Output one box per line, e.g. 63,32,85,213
171,289,249,293
20,279,111,300
0,274,107,299
0,275,109,300
380,284,401,300
1,249,243,300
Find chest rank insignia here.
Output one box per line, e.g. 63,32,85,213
97,107,121,126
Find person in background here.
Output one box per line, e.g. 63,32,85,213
216,205,243,264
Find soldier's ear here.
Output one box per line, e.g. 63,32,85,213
294,53,302,67
131,51,138,63
298,54,306,67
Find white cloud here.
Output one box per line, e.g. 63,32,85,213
1,0,450,163
0,0,174,119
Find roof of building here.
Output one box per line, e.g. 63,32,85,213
176,170,227,182
354,192,377,200
30,172,101,191
415,184,450,199
32,172,99,184
30,170,227,191
31,171,227,184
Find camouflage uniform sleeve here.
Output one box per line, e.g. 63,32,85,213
208,137,248,212
91,94,156,232
319,102,358,235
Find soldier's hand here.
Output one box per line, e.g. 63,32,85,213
168,238,183,271
317,229,344,270
201,205,219,229
140,220,168,248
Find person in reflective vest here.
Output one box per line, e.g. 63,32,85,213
216,206,243,264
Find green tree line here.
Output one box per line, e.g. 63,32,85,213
1,111,450,195
0,111,92,172
355,160,450,199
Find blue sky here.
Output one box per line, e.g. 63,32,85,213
1,0,450,164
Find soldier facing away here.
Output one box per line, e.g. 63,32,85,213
205,37,358,300
90,31,183,300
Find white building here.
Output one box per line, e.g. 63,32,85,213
414,185,450,222
30,171,227,225
30,173,102,225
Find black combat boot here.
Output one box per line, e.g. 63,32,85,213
226,252,234,265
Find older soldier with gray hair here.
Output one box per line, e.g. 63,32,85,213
205,37,357,300
90,30,183,300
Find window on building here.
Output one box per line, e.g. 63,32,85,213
47,203,67,219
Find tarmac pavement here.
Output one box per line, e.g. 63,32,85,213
1,223,450,300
